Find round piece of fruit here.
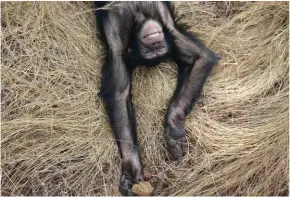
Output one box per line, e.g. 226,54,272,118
132,181,154,196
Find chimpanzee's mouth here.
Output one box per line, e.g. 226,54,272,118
140,20,163,39
143,31,162,39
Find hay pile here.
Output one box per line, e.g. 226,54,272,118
1,2,288,196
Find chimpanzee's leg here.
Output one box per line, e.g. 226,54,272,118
166,28,219,161
96,10,143,196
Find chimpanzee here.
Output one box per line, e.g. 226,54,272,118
94,2,219,196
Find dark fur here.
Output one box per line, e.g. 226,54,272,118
94,2,219,195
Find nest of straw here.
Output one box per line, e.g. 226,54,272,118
1,1,288,196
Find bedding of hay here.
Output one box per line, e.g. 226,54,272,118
1,1,289,196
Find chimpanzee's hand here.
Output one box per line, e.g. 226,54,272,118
119,155,144,196
165,107,187,161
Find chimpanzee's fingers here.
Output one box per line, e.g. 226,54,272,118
166,132,187,162
143,171,153,181
181,137,187,156
133,168,144,183
120,175,134,196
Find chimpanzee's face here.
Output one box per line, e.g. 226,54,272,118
137,20,170,60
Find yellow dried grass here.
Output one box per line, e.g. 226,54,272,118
1,1,288,196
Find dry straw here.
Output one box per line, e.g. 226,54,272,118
1,1,288,196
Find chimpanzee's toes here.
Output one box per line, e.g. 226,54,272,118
165,129,187,162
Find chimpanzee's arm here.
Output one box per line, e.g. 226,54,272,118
157,2,219,161
97,10,144,195
167,30,219,161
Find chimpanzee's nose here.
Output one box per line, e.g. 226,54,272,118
150,41,163,48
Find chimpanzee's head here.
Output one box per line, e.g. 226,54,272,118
134,19,171,63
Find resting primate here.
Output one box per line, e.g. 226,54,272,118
95,2,219,195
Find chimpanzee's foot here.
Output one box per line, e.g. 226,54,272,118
165,108,187,161
119,156,144,196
